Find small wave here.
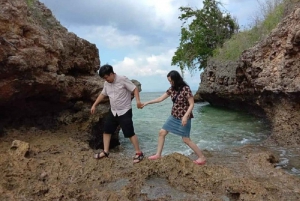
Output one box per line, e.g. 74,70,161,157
240,138,249,144
291,167,300,174
275,158,289,167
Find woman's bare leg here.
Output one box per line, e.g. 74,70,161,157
149,129,168,160
182,137,206,162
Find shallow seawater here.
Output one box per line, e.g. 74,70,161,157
271,146,300,177
118,92,299,176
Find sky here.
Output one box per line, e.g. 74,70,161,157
39,0,259,92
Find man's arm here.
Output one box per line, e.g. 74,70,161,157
90,93,106,114
133,87,143,109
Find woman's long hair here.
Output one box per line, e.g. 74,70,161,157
167,70,188,91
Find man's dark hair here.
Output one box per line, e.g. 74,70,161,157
99,64,114,78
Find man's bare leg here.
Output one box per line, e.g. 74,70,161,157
130,134,144,163
94,133,111,159
129,134,142,153
103,133,111,153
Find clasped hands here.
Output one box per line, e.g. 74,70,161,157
137,102,147,109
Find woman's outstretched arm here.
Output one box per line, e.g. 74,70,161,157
142,93,169,107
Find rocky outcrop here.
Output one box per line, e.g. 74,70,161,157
0,0,103,128
198,7,300,146
193,87,205,102
0,0,142,149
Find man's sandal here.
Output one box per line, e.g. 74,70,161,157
133,152,144,163
94,151,109,159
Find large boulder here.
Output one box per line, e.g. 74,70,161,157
0,0,103,129
0,0,142,150
0,0,110,152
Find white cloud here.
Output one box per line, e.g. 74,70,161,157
83,26,141,49
111,48,202,92
144,0,183,31
113,50,175,77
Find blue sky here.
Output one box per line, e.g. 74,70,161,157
40,0,259,92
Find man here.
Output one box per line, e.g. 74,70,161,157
90,64,144,163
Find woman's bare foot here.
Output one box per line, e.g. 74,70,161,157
148,154,161,160
193,158,206,165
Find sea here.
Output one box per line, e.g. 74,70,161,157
119,91,300,176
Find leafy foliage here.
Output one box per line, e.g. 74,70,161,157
171,0,239,72
26,0,36,7
212,0,289,62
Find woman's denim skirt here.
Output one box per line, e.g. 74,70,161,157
162,115,191,137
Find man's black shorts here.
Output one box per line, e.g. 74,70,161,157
104,109,135,138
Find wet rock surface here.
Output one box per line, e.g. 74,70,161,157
0,125,299,201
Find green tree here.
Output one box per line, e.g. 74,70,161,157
172,0,239,72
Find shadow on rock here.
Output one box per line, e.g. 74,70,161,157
88,115,120,150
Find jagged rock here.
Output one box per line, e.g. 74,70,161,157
0,0,142,150
198,7,300,146
194,87,206,102
10,140,30,158
0,0,102,129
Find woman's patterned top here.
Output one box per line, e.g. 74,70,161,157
166,85,194,119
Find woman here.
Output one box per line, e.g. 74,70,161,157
142,70,206,165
